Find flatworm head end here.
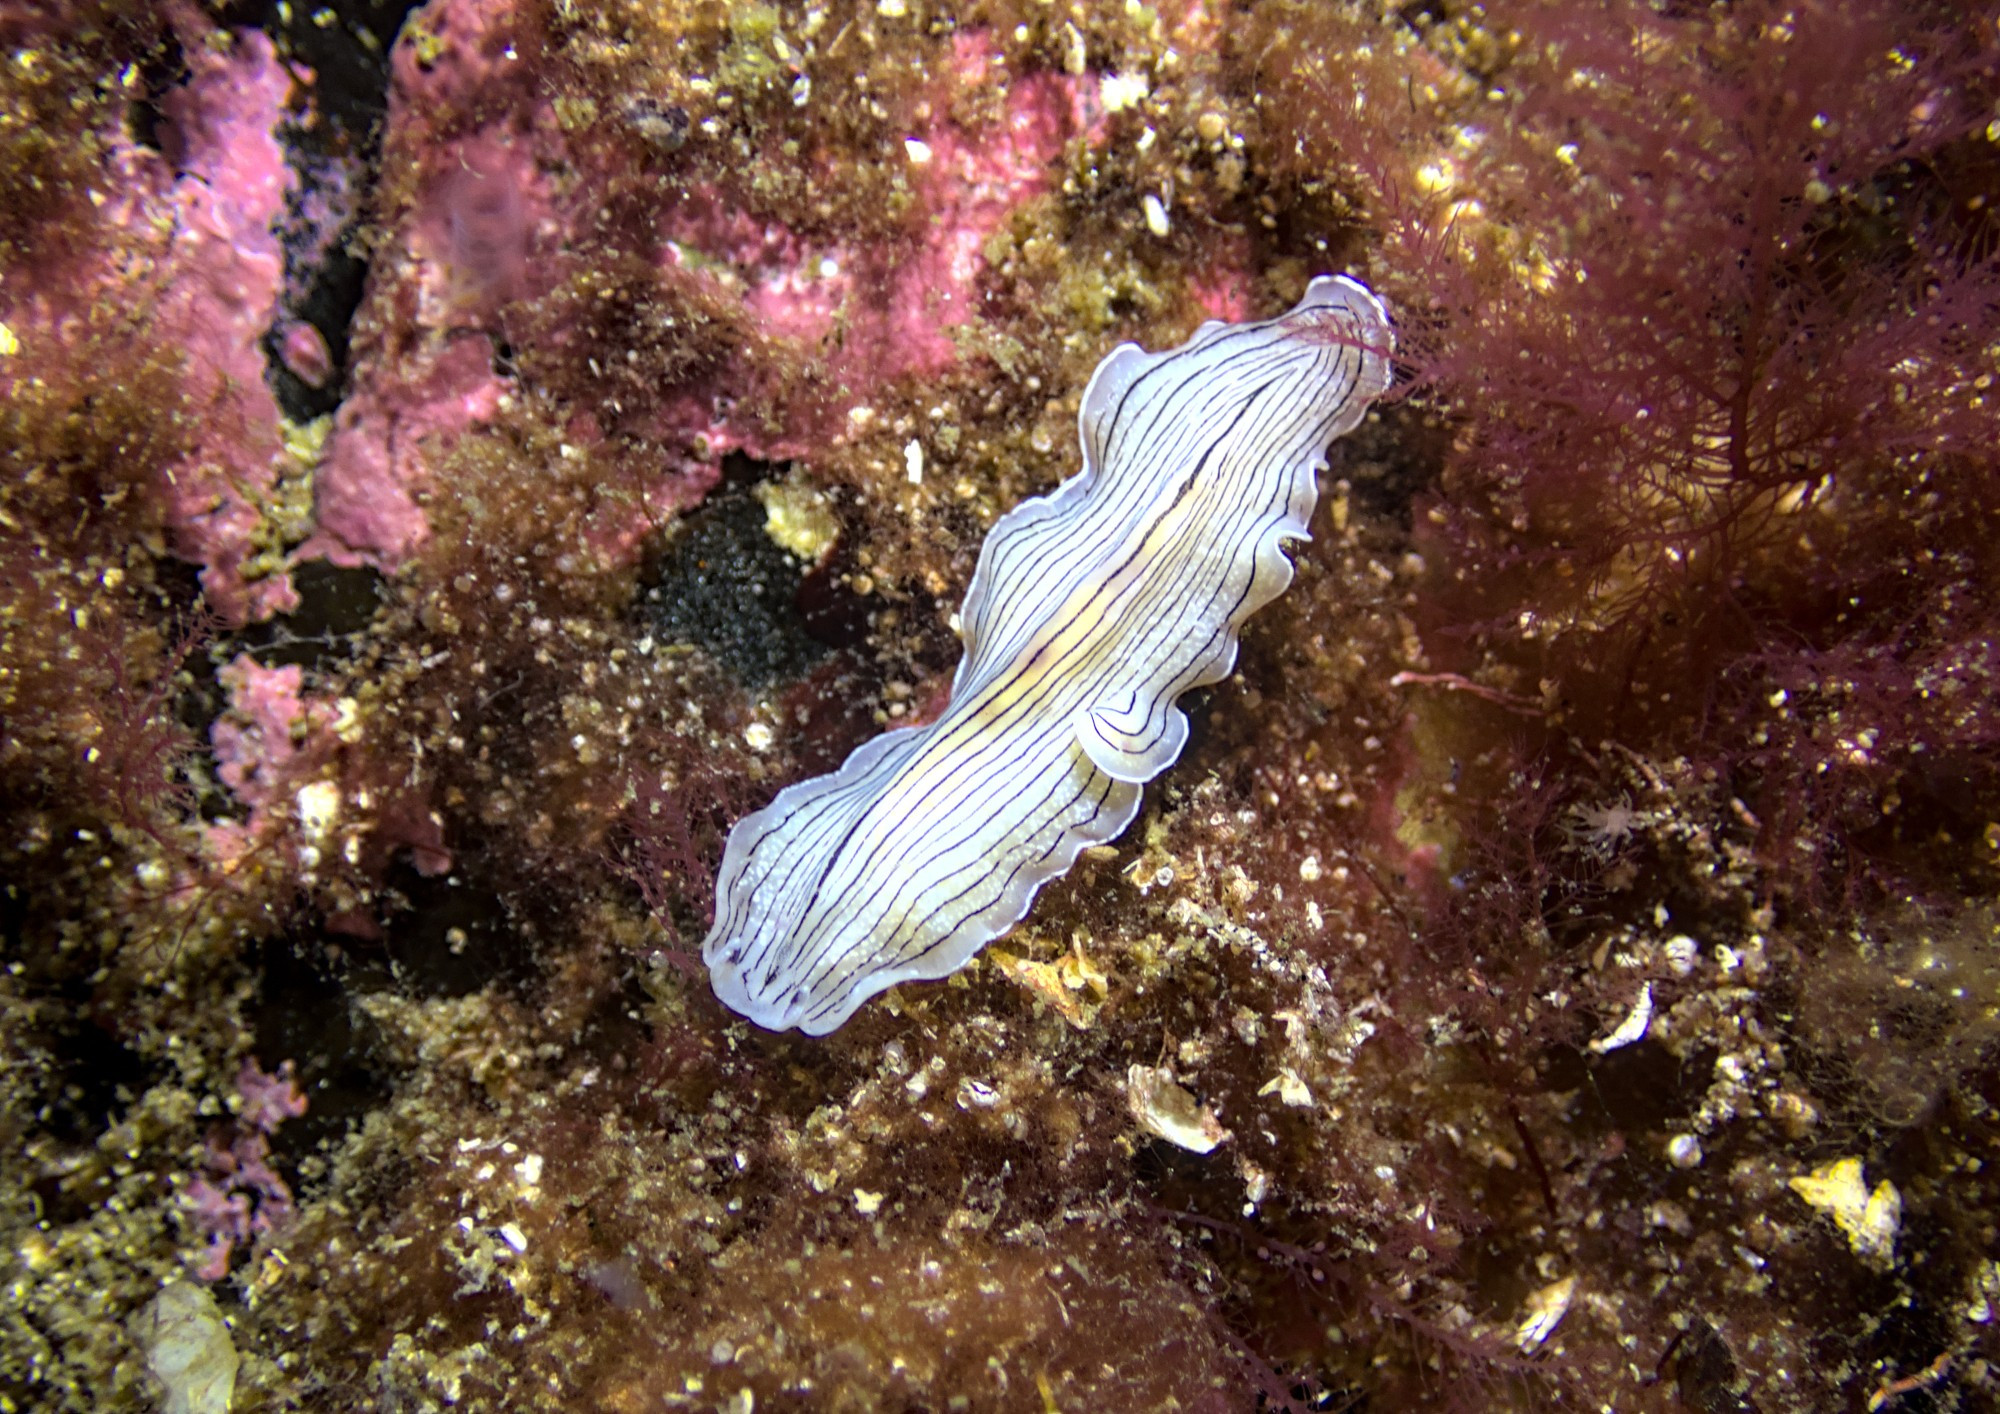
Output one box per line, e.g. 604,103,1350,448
1284,274,1396,408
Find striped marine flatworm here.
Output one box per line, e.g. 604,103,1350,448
704,275,1394,1034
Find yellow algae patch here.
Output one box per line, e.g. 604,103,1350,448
989,935,1109,1029
754,469,839,563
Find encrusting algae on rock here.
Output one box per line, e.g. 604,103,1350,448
4,0,2000,1410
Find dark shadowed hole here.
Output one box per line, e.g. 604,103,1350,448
1334,400,1448,529
1131,1135,1239,1211
212,0,423,146
0,876,26,957
640,455,840,690
1546,1039,1716,1136
377,860,533,998
263,243,370,421
794,541,871,653
126,29,188,157
235,560,385,669
211,0,424,419
1671,1318,1754,1414
37,1008,160,1146
252,931,395,1160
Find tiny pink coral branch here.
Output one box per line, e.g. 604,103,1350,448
181,1059,309,1280
236,1058,309,1133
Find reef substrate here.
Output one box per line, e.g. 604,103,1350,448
3,1,1998,1411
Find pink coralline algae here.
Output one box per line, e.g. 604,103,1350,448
674,33,1095,389
209,656,334,822
0,21,301,623
307,333,513,570
206,653,450,882
276,319,334,389
303,2,1138,577
135,29,298,621
183,1061,308,1282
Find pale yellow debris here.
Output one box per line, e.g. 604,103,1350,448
1257,1067,1313,1108
989,938,1107,1029
1789,1156,1900,1260
754,472,839,563
1515,1274,1576,1350
1127,1065,1229,1154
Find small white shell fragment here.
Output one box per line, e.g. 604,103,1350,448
853,1188,884,1216
1788,1156,1900,1261
1127,1064,1230,1154
1257,1068,1313,1108
1142,192,1170,237
904,438,924,484
1665,1133,1703,1169
1588,982,1653,1053
743,721,775,753
1969,1259,2000,1323
1060,22,1086,75
295,780,342,841
1239,1162,1271,1214
956,1077,1001,1109
138,1282,239,1414
1100,70,1149,112
903,136,931,164
498,1222,529,1253
1515,1274,1576,1351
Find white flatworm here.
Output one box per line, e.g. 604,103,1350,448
704,275,1395,1034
